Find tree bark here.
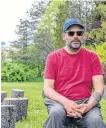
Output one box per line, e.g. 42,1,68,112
1,105,16,128
3,98,28,121
1,91,7,103
12,89,24,98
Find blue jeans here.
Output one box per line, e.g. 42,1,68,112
43,98,106,128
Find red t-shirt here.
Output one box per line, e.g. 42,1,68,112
44,48,104,100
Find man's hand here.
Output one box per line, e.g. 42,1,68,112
75,104,89,114
63,100,83,118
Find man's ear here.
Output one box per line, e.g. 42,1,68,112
62,33,66,40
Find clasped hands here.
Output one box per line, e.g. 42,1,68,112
64,100,89,118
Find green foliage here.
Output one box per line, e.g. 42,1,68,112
3,0,106,83
53,0,70,49
94,3,106,20
86,2,106,83
33,27,54,59
39,0,66,49
1,62,44,82
40,0,94,49
87,20,106,43
85,42,106,83
9,1,49,66
96,42,106,63
96,42,106,83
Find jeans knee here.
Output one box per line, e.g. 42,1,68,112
49,108,66,120
87,115,103,124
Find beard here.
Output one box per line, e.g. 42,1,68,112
67,40,82,51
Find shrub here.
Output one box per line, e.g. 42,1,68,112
85,42,106,83
1,62,43,82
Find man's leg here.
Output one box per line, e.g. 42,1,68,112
84,104,106,128
74,104,106,128
43,98,68,128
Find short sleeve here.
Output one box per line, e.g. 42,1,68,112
91,53,104,76
44,53,56,79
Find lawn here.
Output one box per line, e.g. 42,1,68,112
1,82,106,128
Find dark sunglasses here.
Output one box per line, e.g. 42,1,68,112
66,31,84,36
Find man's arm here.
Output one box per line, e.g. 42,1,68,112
44,79,69,104
76,75,104,113
44,79,82,118
86,75,104,111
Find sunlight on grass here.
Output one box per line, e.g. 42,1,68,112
1,82,106,128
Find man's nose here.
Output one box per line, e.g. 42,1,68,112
73,32,78,38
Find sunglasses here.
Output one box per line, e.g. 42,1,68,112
66,31,84,37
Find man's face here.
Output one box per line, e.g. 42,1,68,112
63,25,84,51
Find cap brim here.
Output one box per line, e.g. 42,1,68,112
65,24,84,32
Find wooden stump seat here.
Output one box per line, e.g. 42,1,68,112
1,91,7,103
12,89,24,98
3,98,28,121
1,105,16,128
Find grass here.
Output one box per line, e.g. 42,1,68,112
1,82,106,128
1,82,47,128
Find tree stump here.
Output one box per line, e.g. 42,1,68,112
12,89,24,98
3,98,28,121
1,105,16,128
1,91,7,103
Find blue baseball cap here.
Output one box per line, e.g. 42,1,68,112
63,18,84,32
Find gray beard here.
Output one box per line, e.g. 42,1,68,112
68,41,82,51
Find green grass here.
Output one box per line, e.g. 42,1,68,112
1,82,106,128
1,82,47,128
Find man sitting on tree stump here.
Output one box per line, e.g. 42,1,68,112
43,18,106,128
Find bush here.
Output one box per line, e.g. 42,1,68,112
1,62,44,82
85,42,106,84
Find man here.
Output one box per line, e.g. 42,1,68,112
43,18,106,128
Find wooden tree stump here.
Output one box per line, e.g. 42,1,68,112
3,98,28,121
1,91,7,103
1,105,16,128
12,89,24,98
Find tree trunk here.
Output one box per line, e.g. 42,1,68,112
3,98,28,121
1,91,7,103
12,89,24,98
1,105,16,128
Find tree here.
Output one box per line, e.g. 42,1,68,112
12,19,31,64
33,27,54,60
26,0,50,36
10,0,49,64
87,3,106,43
41,0,94,49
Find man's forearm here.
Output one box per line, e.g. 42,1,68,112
87,91,103,111
86,95,97,111
44,87,70,105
